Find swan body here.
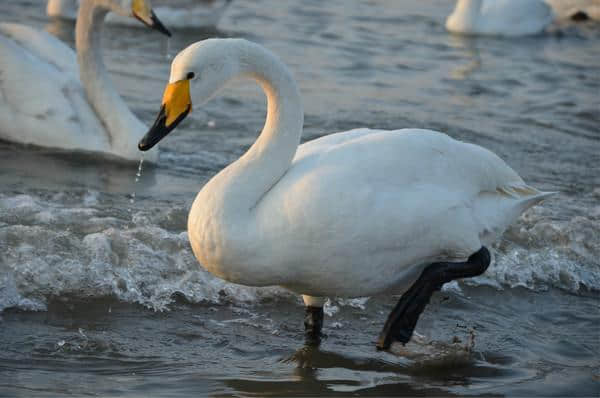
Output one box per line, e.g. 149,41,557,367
1,0,168,161
545,0,600,20
0,23,108,153
47,0,232,29
446,0,554,36
195,127,551,298
139,39,553,302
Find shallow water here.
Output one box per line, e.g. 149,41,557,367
1,0,599,396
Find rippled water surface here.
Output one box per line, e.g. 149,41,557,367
1,0,599,396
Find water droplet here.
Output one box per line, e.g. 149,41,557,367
135,156,144,182
165,37,172,60
129,155,145,207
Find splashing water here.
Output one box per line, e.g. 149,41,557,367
164,37,173,61
135,156,144,182
129,155,145,206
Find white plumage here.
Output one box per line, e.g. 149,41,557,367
1,0,160,161
446,0,555,36
141,39,553,305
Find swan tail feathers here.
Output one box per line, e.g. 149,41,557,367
512,188,556,208
474,184,556,246
495,184,554,200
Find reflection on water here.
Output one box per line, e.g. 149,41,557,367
448,35,482,80
0,141,160,195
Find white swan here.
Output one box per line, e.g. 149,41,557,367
446,0,554,36
545,0,600,21
1,0,170,161
138,39,553,348
47,0,232,29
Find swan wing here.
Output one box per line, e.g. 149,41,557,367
0,24,108,150
293,128,523,196
0,23,77,76
295,128,375,160
481,0,554,33
252,129,549,296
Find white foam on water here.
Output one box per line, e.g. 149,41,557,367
473,205,600,292
1,193,598,313
0,192,291,313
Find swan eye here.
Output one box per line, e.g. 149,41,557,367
187,72,196,80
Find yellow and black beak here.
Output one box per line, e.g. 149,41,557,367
132,0,171,37
139,79,191,151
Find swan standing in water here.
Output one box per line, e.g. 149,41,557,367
446,0,554,36
0,0,170,161
139,39,553,349
47,0,233,29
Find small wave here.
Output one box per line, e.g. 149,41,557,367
390,331,477,371
0,193,290,313
1,193,598,313
479,205,600,292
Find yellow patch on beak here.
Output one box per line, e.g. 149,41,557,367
162,80,192,127
132,0,153,24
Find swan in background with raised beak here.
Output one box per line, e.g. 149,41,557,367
0,0,170,161
446,0,554,36
47,0,233,30
139,39,554,349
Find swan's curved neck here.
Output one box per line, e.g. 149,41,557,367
208,43,304,217
76,0,145,154
47,0,78,18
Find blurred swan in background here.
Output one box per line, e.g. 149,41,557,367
47,0,232,29
138,38,553,348
545,0,600,21
0,0,170,161
47,0,79,20
446,0,554,36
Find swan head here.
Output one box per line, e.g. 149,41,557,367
109,0,171,36
139,39,245,151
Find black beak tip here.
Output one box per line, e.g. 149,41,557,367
151,10,172,37
139,104,190,152
138,140,149,151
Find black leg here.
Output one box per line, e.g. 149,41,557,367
376,246,491,350
304,305,324,346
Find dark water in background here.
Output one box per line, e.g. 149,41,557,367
1,0,599,396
